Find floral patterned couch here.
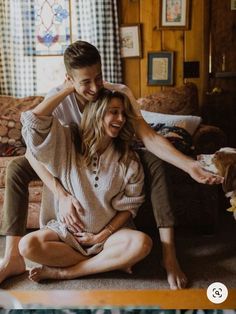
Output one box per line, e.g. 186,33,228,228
0,95,44,229
0,83,227,231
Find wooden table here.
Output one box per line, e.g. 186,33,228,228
9,289,236,309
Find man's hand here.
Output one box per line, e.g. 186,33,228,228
62,75,75,94
59,194,85,233
188,160,224,184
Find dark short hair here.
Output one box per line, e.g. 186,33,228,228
64,41,101,75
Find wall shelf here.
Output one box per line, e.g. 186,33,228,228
215,72,236,78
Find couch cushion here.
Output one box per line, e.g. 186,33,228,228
0,96,44,117
0,95,44,157
137,82,199,115
141,110,202,135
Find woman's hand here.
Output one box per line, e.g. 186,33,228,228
188,160,224,184
73,232,99,246
74,228,112,246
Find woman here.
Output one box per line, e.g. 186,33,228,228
19,89,152,282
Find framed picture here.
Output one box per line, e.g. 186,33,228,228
120,24,142,58
231,0,236,10
159,0,190,30
148,51,174,86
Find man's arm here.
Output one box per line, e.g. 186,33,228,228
25,80,84,231
104,82,223,185
26,150,84,232
32,80,75,117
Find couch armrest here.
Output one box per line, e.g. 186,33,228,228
192,124,227,154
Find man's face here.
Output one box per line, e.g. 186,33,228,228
69,63,103,102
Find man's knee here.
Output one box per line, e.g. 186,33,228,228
138,151,166,180
6,158,26,183
5,157,35,187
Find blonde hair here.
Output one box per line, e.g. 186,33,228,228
72,89,138,166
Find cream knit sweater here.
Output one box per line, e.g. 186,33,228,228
21,111,145,255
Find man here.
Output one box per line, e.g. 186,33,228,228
0,41,222,289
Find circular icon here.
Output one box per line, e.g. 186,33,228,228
207,282,228,304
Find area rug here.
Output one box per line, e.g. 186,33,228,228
0,211,236,290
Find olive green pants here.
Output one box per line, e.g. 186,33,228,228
0,156,39,235
0,151,174,236
135,149,175,229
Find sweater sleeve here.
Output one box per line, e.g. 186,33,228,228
21,110,73,177
111,157,145,218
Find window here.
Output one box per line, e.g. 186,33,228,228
34,0,71,55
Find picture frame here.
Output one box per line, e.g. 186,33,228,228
231,0,236,10
120,24,142,58
147,51,174,86
159,0,190,30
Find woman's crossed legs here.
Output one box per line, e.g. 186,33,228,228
19,228,152,282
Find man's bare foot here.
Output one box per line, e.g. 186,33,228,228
29,266,67,282
0,256,26,284
163,256,188,290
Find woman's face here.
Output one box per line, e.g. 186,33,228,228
103,97,126,139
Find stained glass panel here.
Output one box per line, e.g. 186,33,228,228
35,0,71,55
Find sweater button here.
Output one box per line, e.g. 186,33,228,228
94,184,98,188
95,176,99,181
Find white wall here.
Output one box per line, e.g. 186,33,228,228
36,57,65,95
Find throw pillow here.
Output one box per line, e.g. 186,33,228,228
157,125,193,154
140,110,202,135
0,116,26,156
137,82,199,115
0,95,44,156
132,124,193,155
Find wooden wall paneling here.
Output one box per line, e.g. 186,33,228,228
140,0,162,97
161,30,184,88
119,0,210,101
184,0,205,105
211,0,236,93
119,0,141,98
202,0,211,106
211,0,235,73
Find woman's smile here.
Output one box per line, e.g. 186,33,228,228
103,98,126,138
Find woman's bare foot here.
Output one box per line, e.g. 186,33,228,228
29,264,134,283
0,255,26,284
29,266,67,282
163,256,188,290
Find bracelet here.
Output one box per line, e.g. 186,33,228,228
106,224,115,235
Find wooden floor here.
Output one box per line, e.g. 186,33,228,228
10,289,236,309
